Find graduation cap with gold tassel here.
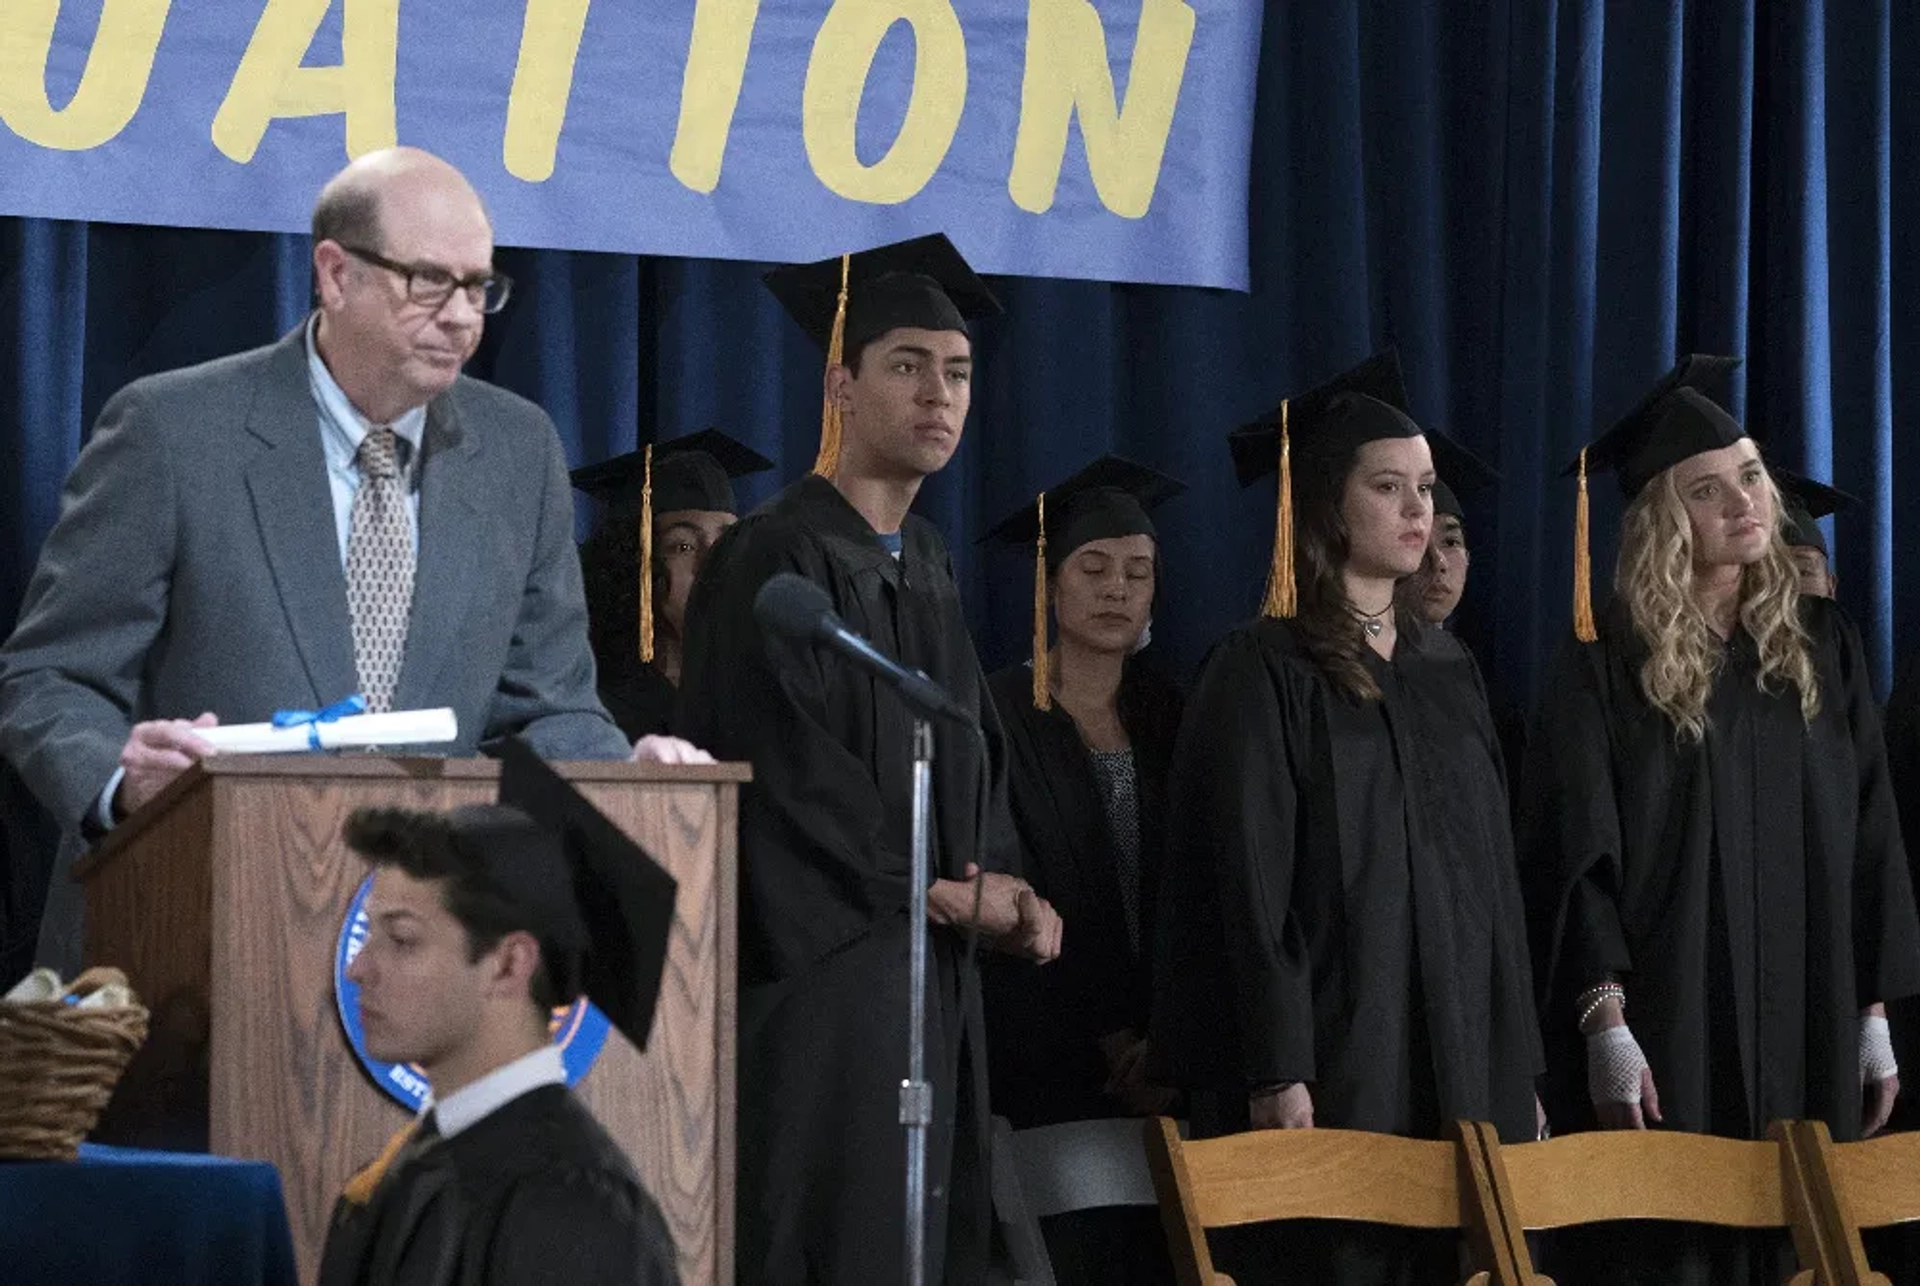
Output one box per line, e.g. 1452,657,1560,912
1228,349,1416,619
982,455,1186,709
762,233,1002,480
572,430,775,663
1561,355,1743,641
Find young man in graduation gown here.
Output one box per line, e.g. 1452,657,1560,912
1521,357,1920,1285
574,431,775,738
1400,429,1497,630
318,739,680,1286
676,235,1064,1286
979,456,1186,1285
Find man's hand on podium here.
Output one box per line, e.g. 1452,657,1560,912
629,735,715,765
113,714,219,819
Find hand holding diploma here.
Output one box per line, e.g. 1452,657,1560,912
110,696,458,819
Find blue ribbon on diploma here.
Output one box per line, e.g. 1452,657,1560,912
272,694,368,749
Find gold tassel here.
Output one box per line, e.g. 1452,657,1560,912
341,1117,424,1206
1260,399,1297,619
638,444,655,664
811,253,852,479
1573,446,1597,643
1032,492,1051,710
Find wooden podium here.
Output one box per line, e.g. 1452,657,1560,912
73,756,745,1285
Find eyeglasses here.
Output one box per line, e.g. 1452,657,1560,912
338,244,513,315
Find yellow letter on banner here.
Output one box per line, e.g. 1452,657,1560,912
211,0,398,164
503,0,592,182
0,0,172,150
803,0,965,205
1008,0,1195,218
668,0,761,193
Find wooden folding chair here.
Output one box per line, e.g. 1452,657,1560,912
1486,1124,1839,1285
1142,1116,1533,1286
1775,1119,1920,1285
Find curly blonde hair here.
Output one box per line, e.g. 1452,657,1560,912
1615,465,1819,742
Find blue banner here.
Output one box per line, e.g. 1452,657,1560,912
0,1,1260,288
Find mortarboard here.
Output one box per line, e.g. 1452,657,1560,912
571,429,774,518
491,737,678,1052
1770,466,1858,557
1565,355,1744,641
1228,349,1423,619
981,455,1186,709
1426,427,1500,524
763,234,1002,479
571,430,775,666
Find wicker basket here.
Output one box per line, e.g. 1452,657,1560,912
0,967,150,1161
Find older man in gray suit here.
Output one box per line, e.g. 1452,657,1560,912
0,148,707,971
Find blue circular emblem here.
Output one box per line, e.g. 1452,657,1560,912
336,874,612,1109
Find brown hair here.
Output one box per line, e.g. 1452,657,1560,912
1290,444,1410,703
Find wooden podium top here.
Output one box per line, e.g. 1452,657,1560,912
77,754,751,880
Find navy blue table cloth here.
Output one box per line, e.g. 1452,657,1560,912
0,1143,297,1285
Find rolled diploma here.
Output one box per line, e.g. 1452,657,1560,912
192,708,459,754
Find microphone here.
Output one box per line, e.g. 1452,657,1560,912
753,573,977,726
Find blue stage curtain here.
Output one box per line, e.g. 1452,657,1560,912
2,2,1914,964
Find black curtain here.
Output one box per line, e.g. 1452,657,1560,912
5,1,1917,968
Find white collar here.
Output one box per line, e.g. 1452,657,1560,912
423,1044,566,1139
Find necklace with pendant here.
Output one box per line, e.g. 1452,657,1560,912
1350,598,1394,639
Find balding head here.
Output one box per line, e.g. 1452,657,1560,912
312,147,489,249
310,149,498,422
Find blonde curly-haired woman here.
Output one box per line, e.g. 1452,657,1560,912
1523,357,1920,1286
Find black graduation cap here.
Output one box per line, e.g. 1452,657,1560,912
1226,349,1423,619
982,455,1185,567
1564,355,1744,642
1426,427,1500,523
1770,466,1858,556
571,430,775,664
981,456,1186,710
1565,355,1744,499
1228,348,1413,487
571,429,774,518
763,234,1003,478
489,737,678,1052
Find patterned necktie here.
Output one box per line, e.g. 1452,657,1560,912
346,427,414,713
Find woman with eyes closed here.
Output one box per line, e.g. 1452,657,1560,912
1522,358,1920,1286
978,456,1186,1286
572,431,772,738
1151,353,1542,1286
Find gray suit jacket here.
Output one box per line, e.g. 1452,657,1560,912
0,325,630,965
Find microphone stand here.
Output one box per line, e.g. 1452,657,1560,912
902,719,935,1286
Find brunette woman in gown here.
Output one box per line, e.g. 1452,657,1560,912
573,430,772,737
1151,351,1541,1286
980,455,1186,1285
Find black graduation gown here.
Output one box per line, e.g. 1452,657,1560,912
982,661,1181,1286
1882,651,1920,1126
982,660,1181,1129
317,1085,678,1286
676,475,1017,1286
1521,598,1920,1285
597,658,677,740
1149,618,1540,1286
